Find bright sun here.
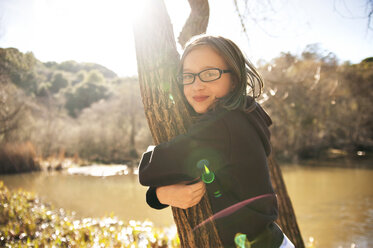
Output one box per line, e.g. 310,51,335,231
3,0,189,76
28,0,151,76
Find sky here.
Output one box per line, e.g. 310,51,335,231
0,0,372,77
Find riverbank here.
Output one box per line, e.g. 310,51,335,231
0,142,41,174
287,157,373,169
0,142,139,175
0,181,178,247
2,141,371,176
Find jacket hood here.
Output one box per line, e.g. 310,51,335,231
243,96,272,156
191,95,273,156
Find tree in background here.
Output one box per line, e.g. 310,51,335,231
0,45,147,161
50,73,69,94
64,70,110,118
0,82,26,142
75,78,147,163
259,45,373,161
339,57,373,152
0,48,34,143
0,48,38,95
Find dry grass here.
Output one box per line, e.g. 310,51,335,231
0,142,40,174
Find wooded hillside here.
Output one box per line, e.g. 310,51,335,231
1,47,372,164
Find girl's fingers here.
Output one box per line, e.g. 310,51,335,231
193,185,206,196
189,181,205,192
191,185,206,201
192,191,204,202
190,192,205,206
160,181,206,208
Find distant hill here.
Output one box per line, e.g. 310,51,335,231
44,60,117,78
0,47,136,118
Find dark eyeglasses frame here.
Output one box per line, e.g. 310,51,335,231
178,68,232,85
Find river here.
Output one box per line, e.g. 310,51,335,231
0,165,372,248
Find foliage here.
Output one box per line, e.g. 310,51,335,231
26,77,150,161
259,46,373,161
64,80,110,118
74,79,149,163
44,60,117,78
1,46,371,164
0,142,40,174
341,57,373,146
0,47,151,161
0,48,38,94
50,73,69,94
0,82,29,142
0,181,179,247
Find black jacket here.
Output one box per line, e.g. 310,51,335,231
138,99,284,247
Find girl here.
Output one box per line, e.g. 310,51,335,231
138,35,294,248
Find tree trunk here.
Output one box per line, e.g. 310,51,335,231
133,0,304,247
134,1,223,247
268,153,305,247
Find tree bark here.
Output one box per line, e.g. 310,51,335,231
178,0,210,48
268,153,305,247
134,1,223,247
133,0,304,247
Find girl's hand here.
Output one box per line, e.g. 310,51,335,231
156,180,206,209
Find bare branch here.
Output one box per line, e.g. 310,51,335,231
0,121,19,135
0,102,24,123
367,0,373,29
233,0,250,43
233,0,280,41
333,0,373,30
178,0,210,48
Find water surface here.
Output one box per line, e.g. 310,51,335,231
1,165,372,248
282,165,373,248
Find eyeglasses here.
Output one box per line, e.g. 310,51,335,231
178,68,232,85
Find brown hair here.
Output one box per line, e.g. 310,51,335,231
179,35,263,113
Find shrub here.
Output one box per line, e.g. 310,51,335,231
0,181,179,247
0,142,40,174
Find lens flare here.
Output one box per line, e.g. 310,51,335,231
197,159,209,169
201,165,215,184
234,233,250,248
197,159,219,196
204,164,210,174
213,190,222,198
193,193,274,231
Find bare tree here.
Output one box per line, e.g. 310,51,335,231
0,82,25,143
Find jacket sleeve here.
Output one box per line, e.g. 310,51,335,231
138,116,230,187
146,187,169,209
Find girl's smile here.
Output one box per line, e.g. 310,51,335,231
193,95,209,102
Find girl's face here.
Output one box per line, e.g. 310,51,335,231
183,45,234,114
